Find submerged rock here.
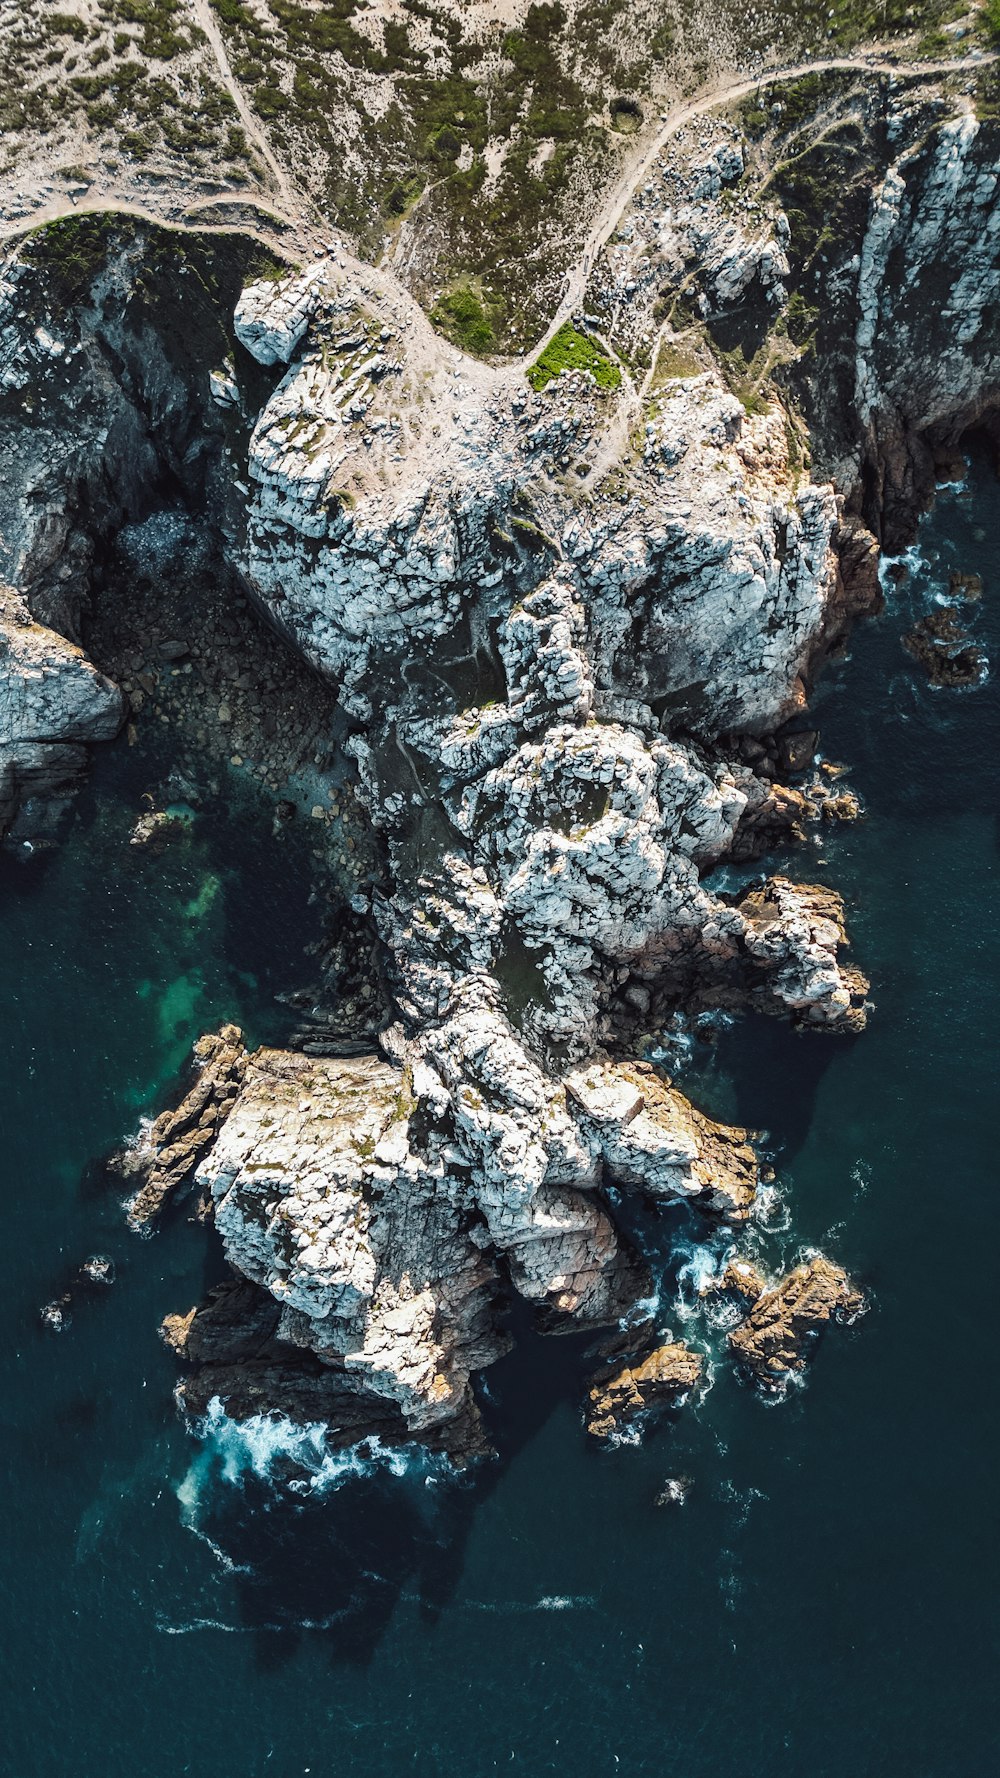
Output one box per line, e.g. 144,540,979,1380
728,1256,865,1388
902,608,987,688
39,1295,72,1334
655,1475,694,1507
79,1254,115,1288
586,1337,703,1440
128,808,188,852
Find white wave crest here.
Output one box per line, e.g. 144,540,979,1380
879,542,928,591
183,1397,449,1499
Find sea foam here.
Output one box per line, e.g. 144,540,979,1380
182,1397,449,1500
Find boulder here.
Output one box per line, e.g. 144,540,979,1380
586,1337,703,1439
728,1255,864,1386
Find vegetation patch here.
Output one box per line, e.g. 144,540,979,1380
20,213,117,309
429,281,507,355
650,334,707,386
609,96,643,134
528,324,621,392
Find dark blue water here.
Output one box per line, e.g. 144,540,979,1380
2,461,998,1778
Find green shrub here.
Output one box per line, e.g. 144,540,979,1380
48,13,89,40
429,283,499,353
528,323,620,391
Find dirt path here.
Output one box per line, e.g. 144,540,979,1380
531,48,996,361
188,0,306,223
0,42,993,404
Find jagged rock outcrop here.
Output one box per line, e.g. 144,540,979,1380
728,1255,865,1387
736,878,869,1032
154,1022,768,1448
903,607,986,688
121,1026,247,1230
0,584,123,836
162,1279,442,1451
14,71,999,1450
0,212,879,1448
711,1257,766,1306
565,1059,759,1219
852,111,1000,546
586,1336,704,1440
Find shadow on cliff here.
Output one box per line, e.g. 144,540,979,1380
192,1303,597,1670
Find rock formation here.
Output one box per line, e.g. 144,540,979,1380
903,607,987,688
586,1337,704,1440
3,57,1000,1458
141,1029,761,1455
120,1026,247,1231
0,584,123,838
727,1256,865,1388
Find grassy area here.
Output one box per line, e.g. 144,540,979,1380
650,334,707,386
429,282,507,354
528,324,621,392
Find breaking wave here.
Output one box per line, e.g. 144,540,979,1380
183,1397,451,1497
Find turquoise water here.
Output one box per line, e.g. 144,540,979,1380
1,460,998,1776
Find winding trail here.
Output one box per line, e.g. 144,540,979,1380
0,40,994,395
535,48,995,359
188,0,306,224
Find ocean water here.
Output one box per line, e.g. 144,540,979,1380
1,457,998,1777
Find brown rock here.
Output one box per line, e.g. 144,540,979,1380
129,808,186,852
776,730,818,776
948,571,982,601
566,1059,760,1221
732,780,814,857
586,1337,703,1439
728,1255,864,1387
833,515,883,621
736,876,870,1033
902,607,986,687
710,1257,766,1305
820,788,863,823
121,1026,247,1230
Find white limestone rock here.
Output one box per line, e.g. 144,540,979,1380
234,262,327,366
0,584,124,835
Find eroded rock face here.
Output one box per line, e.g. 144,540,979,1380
728,1256,865,1387
0,584,124,837
152,242,875,1446
161,1280,433,1452
853,113,1000,546
121,1026,247,1231
736,878,870,1033
565,1059,759,1219
150,1022,770,1448
18,85,998,1451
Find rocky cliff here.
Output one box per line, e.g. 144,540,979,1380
0,583,123,838
3,60,999,1458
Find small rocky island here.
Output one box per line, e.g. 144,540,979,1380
2,1,999,1469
